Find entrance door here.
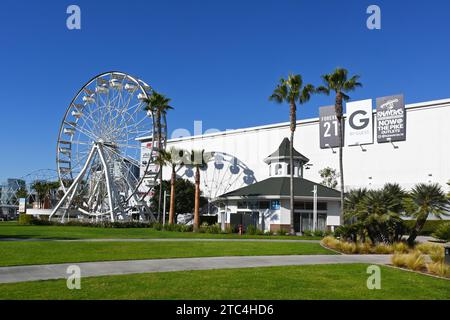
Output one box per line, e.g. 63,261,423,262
231,212,259,231
295,212,328,232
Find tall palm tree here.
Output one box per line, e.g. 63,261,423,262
269,74,315,235
143,91,173,221
404,183,449,245
165,147,186,224
317,68,362,225
189,150,211,232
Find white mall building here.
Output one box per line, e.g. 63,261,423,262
142,98,450,232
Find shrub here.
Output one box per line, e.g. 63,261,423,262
245,225,264,235
426,262,450,277
313,230,325,237
302,230,313,237
433,222,450,241
392,242,409,253
392,251,425,271
392,253,408,267
405,252,426,271
340,242,358,254
415,242,443,255
18,214,34,225
429,246,444,263
321,236,338,248
222,226,234,234
373,243,394,254
334,224,358,242
358,242,372,254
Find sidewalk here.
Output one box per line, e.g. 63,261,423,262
0,254,392,284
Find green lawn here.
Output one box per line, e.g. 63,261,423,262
1,264,448,300
0,222,320,240
0,240,332,267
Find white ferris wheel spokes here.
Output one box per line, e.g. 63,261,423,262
51,71,165,222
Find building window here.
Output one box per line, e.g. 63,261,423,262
270,200,280,210
237,201,248,209
294,201,327,211
275,164,283,175
259,201,270,209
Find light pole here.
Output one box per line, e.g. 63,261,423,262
312,185,317,232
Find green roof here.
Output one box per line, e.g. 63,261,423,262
218,177,340,199
264,138,309,163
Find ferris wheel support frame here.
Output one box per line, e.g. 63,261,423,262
50,142,118,222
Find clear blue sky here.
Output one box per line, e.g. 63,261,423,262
1,0,449,181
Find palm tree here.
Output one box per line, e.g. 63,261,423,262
404,183,449,245
154,151,170,222
317,68,362,225
165,147,186,224
269,74,315,235
143,91,173,221
189,150,211,232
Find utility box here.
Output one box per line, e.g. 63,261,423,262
445,246,450,265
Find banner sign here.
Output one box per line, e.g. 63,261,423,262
345,99,374,146
18,198,26,213
319,106,341,149
376,94,406,143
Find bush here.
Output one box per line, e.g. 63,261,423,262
18,214,34,225
405,253,425,271
392,251,425,271
302,230,313,237
433,222,450,241
426,262,450,277
245,225,264,235
429,246,444,263
313,230,325,237
373,243,394,254
392,242,409,253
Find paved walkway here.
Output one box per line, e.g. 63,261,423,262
0,254,391,284
0,237,321,243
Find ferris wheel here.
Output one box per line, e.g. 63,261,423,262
50,71,166,222
181,151,256,200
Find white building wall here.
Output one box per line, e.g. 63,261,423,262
162,99,450,195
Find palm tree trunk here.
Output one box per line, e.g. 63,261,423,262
169,165,176,225
289,102,296,235
193,166,200,232
407,214,427,246
339,117,345,224
156,110,162,222
335,93,345,226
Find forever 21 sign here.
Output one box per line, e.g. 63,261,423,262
319,105,340,149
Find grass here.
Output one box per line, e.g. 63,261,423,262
0,222,320,240
0,264,449,300
0,240,332,267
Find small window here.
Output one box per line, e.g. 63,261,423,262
294,201,305,210
270,200,280,210
237,201,248,209
259,201,270,209
304,202,313,210
317,202,328,211
275,164,283,175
